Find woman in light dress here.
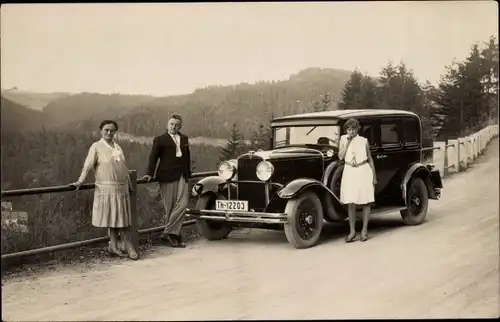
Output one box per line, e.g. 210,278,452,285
338,118,377,243
71,120,138,260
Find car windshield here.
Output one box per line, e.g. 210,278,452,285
273,125,341,148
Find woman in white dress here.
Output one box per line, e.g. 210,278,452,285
338,118,377,242
71,120,138,260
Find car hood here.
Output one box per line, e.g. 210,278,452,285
249,147,333,160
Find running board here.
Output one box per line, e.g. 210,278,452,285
346,206,407,219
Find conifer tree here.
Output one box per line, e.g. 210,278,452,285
219,123,246,161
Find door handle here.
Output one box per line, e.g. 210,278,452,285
376,155,387,159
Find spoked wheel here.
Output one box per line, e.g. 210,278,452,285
400,177,429,225
284,191,324,249
195,195,232,240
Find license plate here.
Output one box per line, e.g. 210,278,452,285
215,200,248,211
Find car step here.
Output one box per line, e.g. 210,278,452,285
344,206,407,219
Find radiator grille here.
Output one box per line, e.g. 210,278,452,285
237,156,266,210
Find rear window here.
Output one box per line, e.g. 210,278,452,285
402,118,419,143
380,122,400,146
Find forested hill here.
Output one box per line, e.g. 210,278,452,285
110,67,352,139
1,89,69,111
2,67,352,138
0,97,44,133
42,92,157,130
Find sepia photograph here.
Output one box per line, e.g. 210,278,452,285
1,1,498,320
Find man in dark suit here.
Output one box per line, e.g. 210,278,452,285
141,114,191,248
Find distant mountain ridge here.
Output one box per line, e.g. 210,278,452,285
1,89,70,111
114,67,353,138
2,67,353,138
1,97,44,133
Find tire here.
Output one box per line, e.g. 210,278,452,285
324,166,348,222
284,191,324,249
195,194,232,240
400,177,429,225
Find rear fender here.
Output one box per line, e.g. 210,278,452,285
191,176,237,199
401,163,441,202
322,160,340,186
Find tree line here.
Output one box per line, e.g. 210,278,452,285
337,35,498,144
88,68,351,139
218,36,498,160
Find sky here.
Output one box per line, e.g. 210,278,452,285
1,1,498,97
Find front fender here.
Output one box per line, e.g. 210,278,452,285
401,163,437,203
192,176,236,198
278,178,335,200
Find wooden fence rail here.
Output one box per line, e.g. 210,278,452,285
1,170,218,261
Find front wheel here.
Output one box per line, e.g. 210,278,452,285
195,195,233,240
400,177,429,225
284,191,324,249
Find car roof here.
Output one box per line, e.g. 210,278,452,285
272,109,418,122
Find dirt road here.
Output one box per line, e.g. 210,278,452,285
2,140,499,320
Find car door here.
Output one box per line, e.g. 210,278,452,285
372,117,405,199
358,118,382,194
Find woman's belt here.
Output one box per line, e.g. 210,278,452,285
345,160,368,168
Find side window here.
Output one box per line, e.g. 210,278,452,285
402,118,419,145
380,121,401,146
360,124,376,147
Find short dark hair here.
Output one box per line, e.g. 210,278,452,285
99,120,119,131
344,118,360,132
169,114,182,122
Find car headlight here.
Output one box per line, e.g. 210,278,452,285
256,161,274,181
218,161,236,180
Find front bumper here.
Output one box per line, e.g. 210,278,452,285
185,209,288,224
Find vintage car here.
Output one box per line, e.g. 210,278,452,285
185,109,443,249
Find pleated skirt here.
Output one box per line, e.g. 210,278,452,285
92,182,132,228
340,163,375,205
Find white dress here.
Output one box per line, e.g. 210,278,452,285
340,135,375,205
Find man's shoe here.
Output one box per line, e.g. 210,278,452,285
172,234,186,248
160,234,176,247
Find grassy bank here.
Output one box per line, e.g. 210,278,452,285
1,179,205,270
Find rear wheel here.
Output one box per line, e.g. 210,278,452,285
400,177,429,225
195,195,232,240
284,191,324,249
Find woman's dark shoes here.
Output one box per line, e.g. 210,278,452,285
118,239,127,253
108,246,127,257
360,233,369,242
127,246,139,260
345,233,356,243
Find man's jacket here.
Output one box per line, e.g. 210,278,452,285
146,131,191,183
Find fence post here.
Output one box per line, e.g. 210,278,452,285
128,170,139,250
480,129,485,152
433,141,446,178
458,137,468,170
446,140,459,174
472,135,477,159
478,130,483,154
474,134,480,159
